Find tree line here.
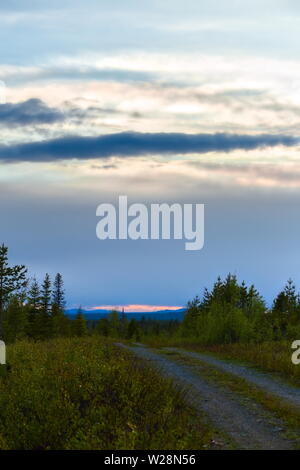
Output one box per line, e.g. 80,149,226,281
92,275,300,345
0,244,87,342
0,243,175,344
3,242,300,346
91,310,179,340
181,274,300,344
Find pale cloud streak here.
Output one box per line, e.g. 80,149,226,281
3,51,300,141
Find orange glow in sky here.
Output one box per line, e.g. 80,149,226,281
85,304,184,312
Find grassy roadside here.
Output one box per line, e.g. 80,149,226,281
0,337,215,450
159,349,300,446
144,338,300,387
205,342,300,386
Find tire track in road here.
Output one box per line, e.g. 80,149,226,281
116,343,295,450
165,348,300,408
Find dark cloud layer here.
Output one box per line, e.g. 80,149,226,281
0,131,298,162
0,99,64,126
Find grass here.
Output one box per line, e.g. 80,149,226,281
197,342,300,387
144,336,300,387
0,336,213,450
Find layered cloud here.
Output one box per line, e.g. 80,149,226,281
4,50,300,139
0,131,298,162
1,0,300,307
0,98,65,126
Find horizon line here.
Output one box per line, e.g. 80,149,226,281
74,304,185,313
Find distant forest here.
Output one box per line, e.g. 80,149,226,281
1,244,300,345
93,274,300,344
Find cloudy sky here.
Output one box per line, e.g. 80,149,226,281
1,0,300,309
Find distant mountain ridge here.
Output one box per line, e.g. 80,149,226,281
65,308,186,322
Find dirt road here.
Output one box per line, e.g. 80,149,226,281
166,347,300,407
116,343,300,450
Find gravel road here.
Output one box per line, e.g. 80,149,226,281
165,348,300,407
116,343,298,450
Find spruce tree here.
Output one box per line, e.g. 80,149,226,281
0,244,27,334
52,273,65,311
73,308,88,337
28,278,40,311
27,277,41,338
41,274,51,313
107,310,120,337
51,273,67,337
126,319,139,340
40,273,52,338
3,296,28,343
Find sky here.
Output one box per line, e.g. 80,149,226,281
1,1,300,309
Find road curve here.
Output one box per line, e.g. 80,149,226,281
115,343,295,450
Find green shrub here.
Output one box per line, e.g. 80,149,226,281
0,337,210,450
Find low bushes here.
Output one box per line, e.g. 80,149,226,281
0,337,210,450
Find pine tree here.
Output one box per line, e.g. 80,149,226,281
272,279,298,336
210,276,223,304
183,296,201,334
238,281,248,310
51,273,68,337
28,278,40,311
126,319,140,340
52,273,65,311
0,244,27,335
41,274,51,314
27,277,41,338
52,309,71,337
201,287,211,312
39,273,52,338
284,279,297,312
107,310,120,337
119,309,128,337
3,296,28,343
73,308,88,337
